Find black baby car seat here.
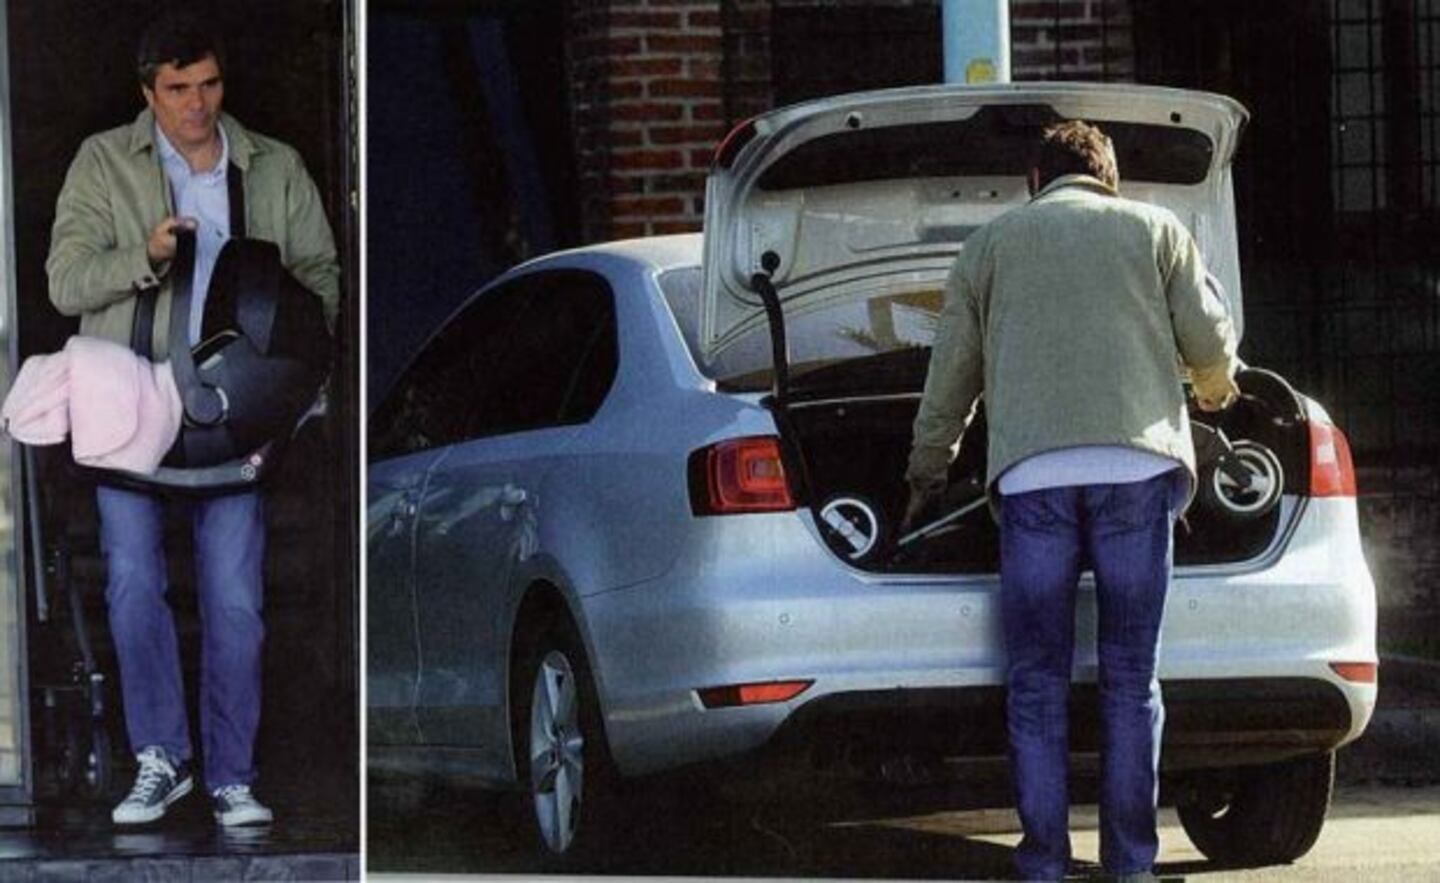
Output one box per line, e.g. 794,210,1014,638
94,223,330,493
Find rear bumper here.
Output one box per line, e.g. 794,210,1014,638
665,677,1358,815
755,677,1355,775
582,496,1376,778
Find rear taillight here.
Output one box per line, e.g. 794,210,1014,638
690,436,795,515
1309,419,1357,497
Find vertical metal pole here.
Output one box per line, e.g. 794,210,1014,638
343,0,363,783
942,0,1012,84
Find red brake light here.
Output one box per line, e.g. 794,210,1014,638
713,117,758,170
693,436,795,515
697,680,813,709
1309,419,1357,497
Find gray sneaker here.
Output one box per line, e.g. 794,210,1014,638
112,746,193,825
212,784,274,827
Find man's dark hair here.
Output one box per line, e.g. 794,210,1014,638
1033,120,1118,192
136,10,226,89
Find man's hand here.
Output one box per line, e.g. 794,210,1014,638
900,479,946,535
1191,362,1240,412
146,216,198,265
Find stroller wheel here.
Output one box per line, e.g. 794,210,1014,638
57,716,113,800
1202,439,1284,519
85,726,113,798
57,715,83,794
818,495,884,563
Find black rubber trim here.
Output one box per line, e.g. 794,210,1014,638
131,163,245,360
228,160,246,239
757,677,1353,762
131,287,157,359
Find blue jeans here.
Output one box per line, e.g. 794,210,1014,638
96,485,266,790
999,470,1185,881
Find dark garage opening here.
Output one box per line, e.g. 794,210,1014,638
366,0,580,400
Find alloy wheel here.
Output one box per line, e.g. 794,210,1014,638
529,649,586,855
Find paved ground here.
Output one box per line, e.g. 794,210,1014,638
0,758,358,881
369,657,1440,880
368,780,1440,880
887,784,1440,881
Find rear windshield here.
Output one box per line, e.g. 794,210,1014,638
759,105,1215,191
660,266,940,392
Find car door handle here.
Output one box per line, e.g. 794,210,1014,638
386,495,420,538
499,484,527,521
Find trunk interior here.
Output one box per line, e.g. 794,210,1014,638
781,364,1310,575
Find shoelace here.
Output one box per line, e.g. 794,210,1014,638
128,754,175,802
214,784,252,805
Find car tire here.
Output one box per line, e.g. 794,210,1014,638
1177,750,1335,866
511,620,616,868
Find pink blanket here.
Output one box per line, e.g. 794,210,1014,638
1,336,182,474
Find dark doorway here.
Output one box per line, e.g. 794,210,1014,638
367,0,580,400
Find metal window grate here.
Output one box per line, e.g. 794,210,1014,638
1323,0,1440,467
1325,0,1440,617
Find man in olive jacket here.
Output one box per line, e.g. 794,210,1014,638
45,13,338,828
905,121,1239,882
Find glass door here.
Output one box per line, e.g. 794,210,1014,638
0,0,32,822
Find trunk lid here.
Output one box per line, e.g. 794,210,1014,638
701,83,1249,364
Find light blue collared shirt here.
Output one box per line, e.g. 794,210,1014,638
155,125,231,345
998,445,1182,496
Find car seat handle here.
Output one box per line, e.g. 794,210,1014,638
169,228,226,426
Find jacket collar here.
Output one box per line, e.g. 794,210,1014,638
1032,173,1119,201
126,108,259,171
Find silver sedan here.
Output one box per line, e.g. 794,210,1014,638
367,83,1377,867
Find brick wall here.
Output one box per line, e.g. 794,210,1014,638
567,0,1134,242
1010,0,1134,81
566,0,734,241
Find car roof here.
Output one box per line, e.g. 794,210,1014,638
512,233,702,278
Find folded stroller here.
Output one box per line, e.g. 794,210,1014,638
817,396,1285,568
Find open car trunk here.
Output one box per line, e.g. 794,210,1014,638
781,361,1310,574
690,82,1306,575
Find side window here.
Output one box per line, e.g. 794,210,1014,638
369,270,618,460
471,270,617,437
369,282,532,459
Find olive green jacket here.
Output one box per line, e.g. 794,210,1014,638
46,109,339,360
906,175,1239,502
